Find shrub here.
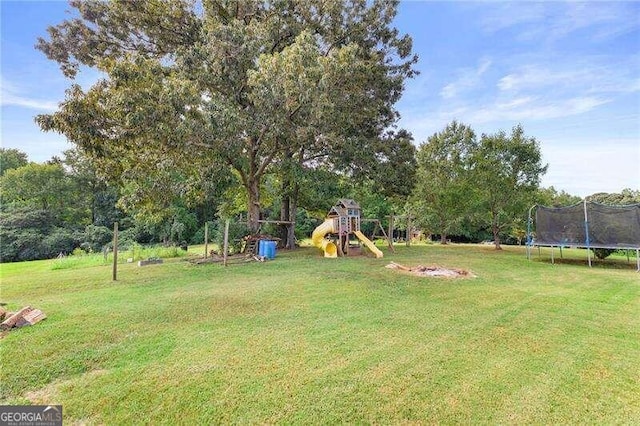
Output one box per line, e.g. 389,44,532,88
215,220,250,254
593,248,615,260
42,227,80,256
0,229,43,262
197,221,219,244
83,225,113,252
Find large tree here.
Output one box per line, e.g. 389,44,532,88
36,0,417,232
587,189,640,205
50,148,124,227
0,148,28,177
410,121,477,244
536,186,581,207
274,127,416,248
471,125,547,250
0,163,71,214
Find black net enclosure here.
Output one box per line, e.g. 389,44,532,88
533,201,640,249
528,201,640,270
535,203,587,247
587,203,640,249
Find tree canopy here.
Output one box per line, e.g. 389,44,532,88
36,0,417,232
410,121,477,243
0,148,28,176
471,125,548,249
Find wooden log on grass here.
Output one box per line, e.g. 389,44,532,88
0,306,6,321
137,258,163,266
15,309,47,328
1,306,32,330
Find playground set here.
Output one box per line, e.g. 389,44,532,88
311,199,384,258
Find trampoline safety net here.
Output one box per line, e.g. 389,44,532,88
534,202,640,249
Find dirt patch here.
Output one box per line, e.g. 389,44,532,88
385,262,475,278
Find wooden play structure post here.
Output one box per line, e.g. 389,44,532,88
362,218,395,253
204,222,209,259
387,215,394,249
327,199,362,255
112,222,118,281
223,219,230,267
406,215,412,247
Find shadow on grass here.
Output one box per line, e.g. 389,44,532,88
531,256,638,270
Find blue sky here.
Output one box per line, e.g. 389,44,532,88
2,1,639,197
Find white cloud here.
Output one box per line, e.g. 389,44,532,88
488,57,638,124
1,93,58,111
472,96,610,123
1,76,58,111
480,3,546,33
497,65,603,94
480,2,640,43
440,57,492,99
495,96,534,109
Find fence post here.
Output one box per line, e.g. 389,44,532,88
204,222,209,259
112,222,118,281
584,199,591,267
223,219,230,267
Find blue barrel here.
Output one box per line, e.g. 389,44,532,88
258,240,267,257
265,240,276,259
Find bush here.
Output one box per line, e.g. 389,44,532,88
0,207,54,231
593,248,615,260
215,220,250,254
190,221,218,245
0,207,78,262
0,229,43,262
42,227,80,256
119,224,154,245
83,224,113,252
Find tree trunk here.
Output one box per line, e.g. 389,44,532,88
278,191,298,249
439,216,448,244
278,149,299,249
440,233,448,244
247,177,261,233
286,183,299,249
492,213,502,250
280,191,290,245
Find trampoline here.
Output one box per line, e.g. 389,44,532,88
527,200,640,270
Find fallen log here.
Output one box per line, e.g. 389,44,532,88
1,306,32,330
0,306,6,321
15,309,47,328
138,258,163,266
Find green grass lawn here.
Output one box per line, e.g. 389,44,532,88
1,244,638,424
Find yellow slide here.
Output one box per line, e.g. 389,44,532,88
311,219,338,258
354,230,384,258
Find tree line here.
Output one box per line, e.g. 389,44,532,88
2,1,638,262
0,144,408,262
3,134,636,263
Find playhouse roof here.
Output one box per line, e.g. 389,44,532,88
328,206,348,217
336,199,360,210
